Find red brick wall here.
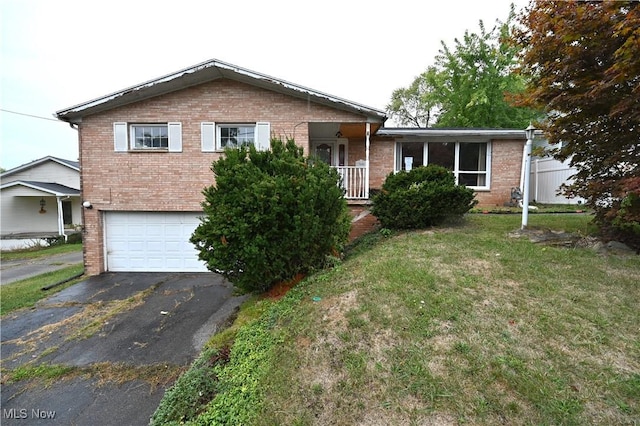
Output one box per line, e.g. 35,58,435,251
347,204,379,241
347,137,395,190
79,79,372,275
369,138,396,189
476,139,524,207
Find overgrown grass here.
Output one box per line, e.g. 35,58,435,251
156,214,639,425
1,242,82,261
2,362,183,390
5,363,77,384
150,296,274,426
1,264,85,316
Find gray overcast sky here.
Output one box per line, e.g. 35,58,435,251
0,0,528,170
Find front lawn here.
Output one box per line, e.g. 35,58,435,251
1,243,82,261
1,264,85,316
155,214,639,425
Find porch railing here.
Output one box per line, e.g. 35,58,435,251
335,166,367,199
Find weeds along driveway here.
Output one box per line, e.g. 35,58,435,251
1,272,247,426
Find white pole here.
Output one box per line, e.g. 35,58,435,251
365,122,370,199
521,125,535,229
56,196,68,242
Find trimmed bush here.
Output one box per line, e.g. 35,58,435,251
190,138,351,293
371,165,477,229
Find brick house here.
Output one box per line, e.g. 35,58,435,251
56,59,529,275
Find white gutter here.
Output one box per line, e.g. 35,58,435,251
378,128,528,138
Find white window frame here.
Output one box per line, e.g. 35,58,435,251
201,122,270,152
113,122,182,152
395,140,492,190
216,124,256,150
131,124,169,150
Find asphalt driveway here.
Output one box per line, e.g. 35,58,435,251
1,272,247,425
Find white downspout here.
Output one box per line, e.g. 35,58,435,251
365,122,370,199
56,196,68,242
520,142,527,192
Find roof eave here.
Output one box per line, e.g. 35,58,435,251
0,181,80,196
1,156,80,178
55,58,387,123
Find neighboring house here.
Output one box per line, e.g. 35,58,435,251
55,59,532,276
0,156,81,250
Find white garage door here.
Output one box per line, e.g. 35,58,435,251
105,212,208,272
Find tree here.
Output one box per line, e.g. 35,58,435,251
386,67,441,127
386,6,538,128
514,0,640,248
190,138,351,293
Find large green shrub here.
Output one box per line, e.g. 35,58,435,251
190,138,351,293
371,165,477,229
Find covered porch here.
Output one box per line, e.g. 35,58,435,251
0,181,82,249
308,122,382,200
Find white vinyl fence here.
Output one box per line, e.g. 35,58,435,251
529,157,585,204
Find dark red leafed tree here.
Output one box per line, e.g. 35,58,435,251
514,0,640,248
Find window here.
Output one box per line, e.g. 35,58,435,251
201,122,271,152
113,122,182,152
396,141,490,189
218,125,255,149
132,125,168,149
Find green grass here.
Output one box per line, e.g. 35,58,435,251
1,243,82,261
4,363,78,387
1,264,85,316
154,214,640,425
471,203,591,214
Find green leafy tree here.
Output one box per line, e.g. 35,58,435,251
387,6,538,128
191,138,351,292
387,67,441,127
514,0,640,248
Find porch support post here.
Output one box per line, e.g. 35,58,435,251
56,196,67,242
365,122,370,199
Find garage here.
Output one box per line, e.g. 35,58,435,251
104,212,208,272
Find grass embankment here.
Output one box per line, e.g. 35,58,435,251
1,243,82,261
1,243,84,315
154,214,639,425
1,264,85,315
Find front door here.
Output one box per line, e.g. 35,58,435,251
313,142,334,165
311,139,347,166
62,200,73,226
